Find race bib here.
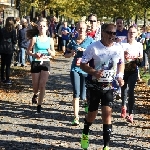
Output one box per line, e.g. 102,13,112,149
76,58,82,66
118,36,126,40
35,50,50,61
35,56,50,62
124,50,137,64
97,70,115,82
118,36,127,43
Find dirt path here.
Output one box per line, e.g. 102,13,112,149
0,54,149,150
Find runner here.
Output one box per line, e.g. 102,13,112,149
87,13,101,41
64,21,94,125
116,17,128,43
27,18,55,113
80,23,124,150
121,25,143,123
115,17,128,98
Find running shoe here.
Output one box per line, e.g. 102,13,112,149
126,115,133,123
121,106,126,118
72,117,79,126
32,94,38,104
81,133,89,149
103,146,110,150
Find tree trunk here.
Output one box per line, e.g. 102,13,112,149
135,15,138,24
144,8,146,26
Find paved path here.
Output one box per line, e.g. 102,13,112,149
0,54,149,150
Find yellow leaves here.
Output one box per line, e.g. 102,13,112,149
19,0,150,21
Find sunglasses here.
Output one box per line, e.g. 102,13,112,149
89,20,97,23
105,31,116,35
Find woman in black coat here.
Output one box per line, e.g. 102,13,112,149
0,19,17,84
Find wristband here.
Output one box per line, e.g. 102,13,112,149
116,72,124,79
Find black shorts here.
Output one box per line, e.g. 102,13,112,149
86,80,114,112
31,61,50,73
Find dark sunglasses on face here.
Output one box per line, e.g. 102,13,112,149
105,31,116,35
89,20,97,23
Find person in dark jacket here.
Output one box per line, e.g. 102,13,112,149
18,21,30,67
0,19,17,84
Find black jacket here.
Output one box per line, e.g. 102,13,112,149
0,28,17,54
0,28,17,45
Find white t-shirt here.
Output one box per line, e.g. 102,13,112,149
121,41,143,63
81,41,124,82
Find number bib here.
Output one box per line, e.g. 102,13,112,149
35,50,50,61
118,36,127,42
97,70,115,82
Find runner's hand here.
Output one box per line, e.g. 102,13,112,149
34,52,42,58
117,78,124,86
71,50,76,56
93,70,104,79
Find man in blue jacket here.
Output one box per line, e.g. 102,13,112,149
116,17,128,43
61,21,71,53
18,19,30,67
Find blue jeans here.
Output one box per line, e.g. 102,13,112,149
62,39,69,47
19,48,32,65
19,47,26,65
70,71,86,100
121,72,138,114
28,55,32,64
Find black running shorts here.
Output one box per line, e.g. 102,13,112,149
31,61,50,73
86,80,114,112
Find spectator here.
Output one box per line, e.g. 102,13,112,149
18,19,30,67
0,19,17,84
138,25,148,74
61,21,71,53
57,22,64,51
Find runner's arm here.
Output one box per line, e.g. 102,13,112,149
64,40,76,58
64,48,76,58
80,63,97,76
